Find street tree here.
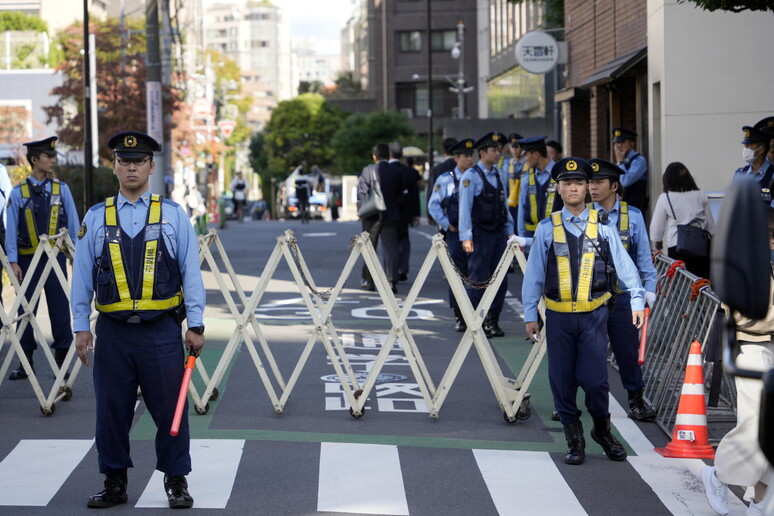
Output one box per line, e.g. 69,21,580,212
331,110,415,175
298,80,324,95
43,18,179,165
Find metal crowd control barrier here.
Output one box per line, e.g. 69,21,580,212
641,254,736,437
0,228,82,415
191,229,545,422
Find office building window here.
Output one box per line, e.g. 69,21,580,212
398,31,422,53
431,30,456,51
487,66,545,118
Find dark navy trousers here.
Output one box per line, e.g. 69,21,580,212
93,314,191,476
607,293,644,392
546,308,610,425
445,230,468,310
466,228,507,315
17,253,72,351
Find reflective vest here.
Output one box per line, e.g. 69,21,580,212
471,165,507,232
440,170,460,227
507,158,523,208
523,169,559,232
18,178,66,255
94,195,183,322
587,201,636,259
544,210,611,313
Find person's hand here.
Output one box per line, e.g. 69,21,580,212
632,310,645,329
654,241,663,251
427,217,435,226
462,239,474,253
185,330,205,355
10,262,22,284
614,147,626,163
645,292,657,308
525,322,540,342
507,235,526,247
75,331,94,366
412,216,420,227
448,224,458,233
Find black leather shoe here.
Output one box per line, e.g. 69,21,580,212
360,281,375,292
487,313,505,337
164,474,194,509
9,351,34,381
391,282,398,294
453,308,466,332
87,471,128,508
551,410,560,422
482,316,494,338
591,416,627,461
627,388,656,421
399,272,408,281
54,348,70,380
563,420,585,465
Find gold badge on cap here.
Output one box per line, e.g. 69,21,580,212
492,134,499,141
744,129,751,138
50,140,56,149
465,141,473,149
78,222,87,240
614,130,621,137
567,160,578,171
591,162,600,172
768,120,774,128
463,179,470,188
124,135,138,148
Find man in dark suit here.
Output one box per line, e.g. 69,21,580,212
389,142,420,282
426,137,457,225
356,143,390,291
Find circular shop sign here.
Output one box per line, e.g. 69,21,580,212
515,31,559,74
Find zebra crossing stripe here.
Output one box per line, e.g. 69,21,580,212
317,442,409,515
0,439,93,506
135,439,245,509
473,449,587,516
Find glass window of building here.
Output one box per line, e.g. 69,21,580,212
398,31,422,53
430,30,456,51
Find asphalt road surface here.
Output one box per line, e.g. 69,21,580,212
0,218,750,515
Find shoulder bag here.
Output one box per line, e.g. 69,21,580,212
358,164,387,218
666,192,710,258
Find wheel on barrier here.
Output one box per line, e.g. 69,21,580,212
195,403,209,415
211,388,219,401
429,413,439,420
517,405,531,420
349,389,365,418
59,386,73,401
503,411,517,424
41,404,55,416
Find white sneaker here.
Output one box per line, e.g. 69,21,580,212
701,466,729,515
747,499,764,516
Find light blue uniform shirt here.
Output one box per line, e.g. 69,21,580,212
458,161,514,241
5,176,80,262
0,163,12,228
70,190,205,332
733,159,774,207
617,150,647,188
593,200,657,293
516,161,555,239
427,167,463,232
521,206,645,323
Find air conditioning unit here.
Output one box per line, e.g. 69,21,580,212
400,108,413,119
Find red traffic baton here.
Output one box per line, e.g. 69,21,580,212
638,307,650,365
171,351,198,437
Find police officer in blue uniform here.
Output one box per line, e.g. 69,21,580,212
428,138,475,332
505,133,524,226
753,116,774,166
612,128,648,213
522,157,645,465
516,135,560,242
733,125,773,206
458,131,515,338
589,158,658,421
6,136,80,380
71,131,206,509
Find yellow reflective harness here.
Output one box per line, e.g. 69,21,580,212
525,170,556,232
95,195,183,315
507,159,520,208
545,209,611,313
19,179,61,255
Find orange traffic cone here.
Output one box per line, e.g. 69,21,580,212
655,340,715,459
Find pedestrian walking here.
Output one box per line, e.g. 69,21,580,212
388,142,420,282
612,127,648,214
71,131,206,509
522,157,645,466
356,143,390,291
295,174,312,224
6,136,80,380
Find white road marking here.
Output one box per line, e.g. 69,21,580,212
317,442,409,515
473,449,587,516
135,439,245,509
0,439,94,506
302,232,337,237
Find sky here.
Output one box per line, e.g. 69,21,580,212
202,0,355,55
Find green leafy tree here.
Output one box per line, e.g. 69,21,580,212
43,18,179,164
298,80,324,95
508,0,564,28
249,132,271,203
263,93,345,176
678,0,774,11
0,11,48,31
330,110,415,175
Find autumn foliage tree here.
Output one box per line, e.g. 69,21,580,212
44,18,179,165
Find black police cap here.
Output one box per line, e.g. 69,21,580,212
508,133,524,145
612,127,637,143
450,138,476,154
741,126,769,145
589,158,622,180
22,136,57,156
108,131,161,158
551,157,593,182
753,117,774,138
474,131,506,150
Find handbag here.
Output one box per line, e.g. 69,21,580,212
666,192,711,258
357,165,386,218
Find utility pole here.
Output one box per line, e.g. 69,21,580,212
450,21,473,119
146,0,165,194
426,0,433,164
161,0,173,194
83,0,93,211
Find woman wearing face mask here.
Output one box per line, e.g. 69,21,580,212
734,125,774,206
650,162,715,278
